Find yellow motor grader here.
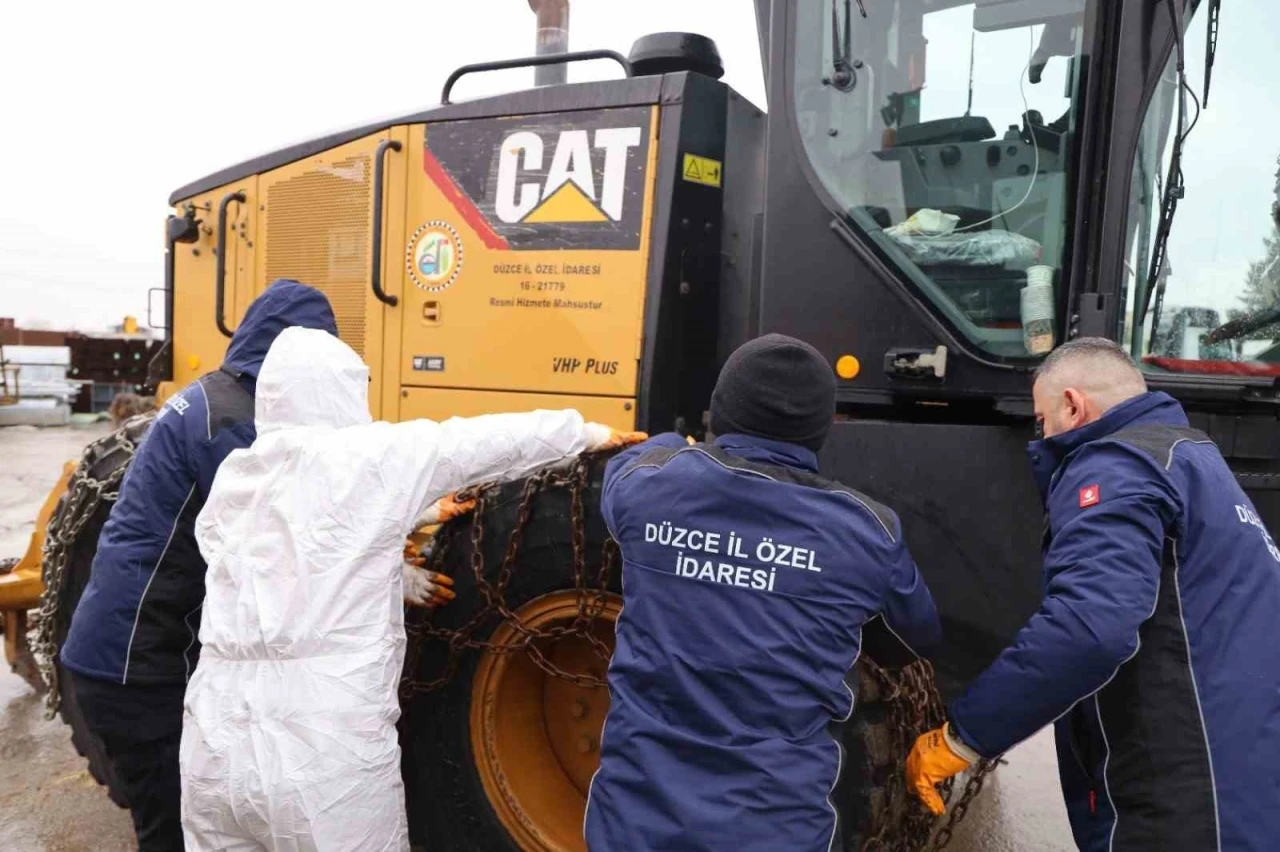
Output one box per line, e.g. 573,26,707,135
6,0,1272,849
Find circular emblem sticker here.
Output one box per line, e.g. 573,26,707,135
406,221,463,292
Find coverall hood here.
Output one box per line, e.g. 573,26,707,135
254,326,372,434
222,278,338,379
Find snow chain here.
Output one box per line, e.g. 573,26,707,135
401,454,616,699
401,452,996,851
33,414,153,718
860,659,1001,852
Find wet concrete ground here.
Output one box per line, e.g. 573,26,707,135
0,424,1074,850
942,731,1075,851
0,423,135,851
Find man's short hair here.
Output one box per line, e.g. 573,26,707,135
1034,337,1146,392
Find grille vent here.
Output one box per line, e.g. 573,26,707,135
265,155,371,355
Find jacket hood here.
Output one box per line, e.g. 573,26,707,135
255,326,372,433
222,279,338,379
714,433,820,473
1026,390,1188,499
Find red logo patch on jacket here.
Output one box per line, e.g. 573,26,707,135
1079,485,1101,508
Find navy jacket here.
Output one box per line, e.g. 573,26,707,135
585,433,940,852
949,392,1280,852
61,280,337,685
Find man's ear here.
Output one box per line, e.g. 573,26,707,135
1063,387,1092,430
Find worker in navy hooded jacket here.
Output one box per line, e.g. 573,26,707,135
907,338,1280,852
584,334,942,852
59,279,339,852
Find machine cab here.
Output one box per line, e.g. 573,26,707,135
756,0,1280,428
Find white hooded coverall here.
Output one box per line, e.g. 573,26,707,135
180,327,611,851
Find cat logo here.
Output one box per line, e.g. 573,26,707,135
495,127,643,224
423,107,651,250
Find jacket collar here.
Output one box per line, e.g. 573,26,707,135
713,433,819,473
1026,391,1188,500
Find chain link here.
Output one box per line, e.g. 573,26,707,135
400,455,616,700
858,659,999,852
32,413,152,718
927,762,996,852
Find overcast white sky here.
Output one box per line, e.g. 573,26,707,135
0,0,765,332
1148,2,1278,323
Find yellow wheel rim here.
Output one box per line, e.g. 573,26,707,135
470,590,621,852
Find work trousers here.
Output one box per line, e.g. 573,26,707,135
69,671,186,852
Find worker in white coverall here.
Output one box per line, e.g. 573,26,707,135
179,326,643,851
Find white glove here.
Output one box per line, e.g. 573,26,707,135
402,562,454,608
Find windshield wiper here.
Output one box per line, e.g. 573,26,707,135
826,0,866,93
1204,0,1221,106
1203,304,1280,346
1142,0,1202,352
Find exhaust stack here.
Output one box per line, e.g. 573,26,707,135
528,0,570,86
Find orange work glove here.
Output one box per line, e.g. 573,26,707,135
906,723,978,815
414,492,477,530
404,541,421,565
584,423,648,452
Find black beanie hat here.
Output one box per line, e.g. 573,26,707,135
709,334,836,452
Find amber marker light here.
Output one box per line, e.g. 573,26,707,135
835,354,861,380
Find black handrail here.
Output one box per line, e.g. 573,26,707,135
371,139,402,307
146,210,199,387
440,49,632,105
145,249,175,386
215,191,246,338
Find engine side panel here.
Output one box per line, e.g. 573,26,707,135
255,130,400,418
397,107,660,409
400,387,633,431
171,181,256,387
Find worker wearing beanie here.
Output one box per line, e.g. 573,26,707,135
585,334,942,852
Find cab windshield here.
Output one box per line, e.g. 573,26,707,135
1122,2,1280,377
794,0,1089,359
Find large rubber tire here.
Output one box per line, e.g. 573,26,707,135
834,665,906,851
48,417,152,809
400,458,617,852
399,457,896,851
